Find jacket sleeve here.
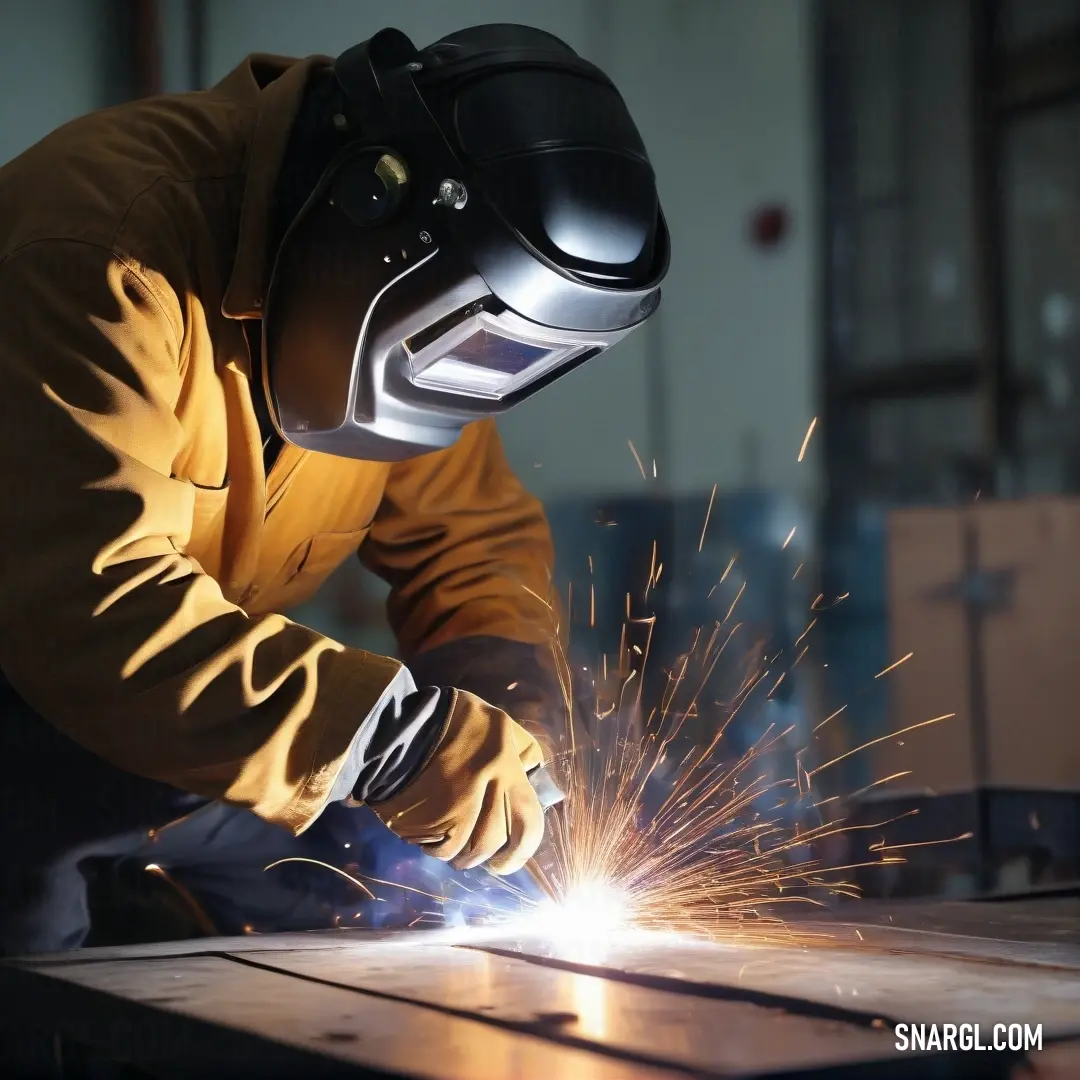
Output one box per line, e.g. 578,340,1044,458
0,240,404,833
359,419,559,662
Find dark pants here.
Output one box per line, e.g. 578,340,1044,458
0,676,429,956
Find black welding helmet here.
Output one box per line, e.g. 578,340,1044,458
262,24,670,460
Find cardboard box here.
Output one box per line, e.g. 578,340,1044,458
882,497,1080,795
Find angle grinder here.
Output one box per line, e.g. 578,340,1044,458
524,764,565,901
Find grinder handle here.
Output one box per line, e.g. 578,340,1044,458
528,764,566,811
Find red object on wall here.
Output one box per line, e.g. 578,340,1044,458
749,202,791,250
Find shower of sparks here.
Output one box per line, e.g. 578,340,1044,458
797,417,818,462
500,510,961,948
273,464,963,951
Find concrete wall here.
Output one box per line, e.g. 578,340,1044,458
609,0,819,500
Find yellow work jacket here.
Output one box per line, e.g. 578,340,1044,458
0,54,555,834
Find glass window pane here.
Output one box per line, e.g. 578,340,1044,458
1002,101,1080,491
1004,103,1080,382
848,396,982,501
1015,401,1080,493
835,0,980,369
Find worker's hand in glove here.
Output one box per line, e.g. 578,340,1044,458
370,689,546,875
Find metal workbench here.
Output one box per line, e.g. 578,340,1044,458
1,895,1078,1079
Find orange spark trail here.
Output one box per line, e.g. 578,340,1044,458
699,483,718,552
798,417,818,462
875,652,914,679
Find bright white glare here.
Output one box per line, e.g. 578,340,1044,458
528,880,631,943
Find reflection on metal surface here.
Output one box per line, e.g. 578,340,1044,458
471,930,1080,1035
570,969,609,1040
221,937,902,1075
8,902,1080,1079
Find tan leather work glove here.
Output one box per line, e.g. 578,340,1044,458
371,689,546,875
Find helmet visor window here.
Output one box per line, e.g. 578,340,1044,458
406,319,587,400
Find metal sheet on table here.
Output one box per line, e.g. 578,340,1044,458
804,898,1080,946
7,904,1080,1079
5,954,682,1080
469,932,1080,1036
236,940,901,1077
1025,1038,1080,1079
796,920,1080,970
18,928,404,963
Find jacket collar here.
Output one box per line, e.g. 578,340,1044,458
220,53,332,322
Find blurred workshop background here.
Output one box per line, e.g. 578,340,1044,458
1,0,1077,900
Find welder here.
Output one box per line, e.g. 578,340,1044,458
0,24,668,953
